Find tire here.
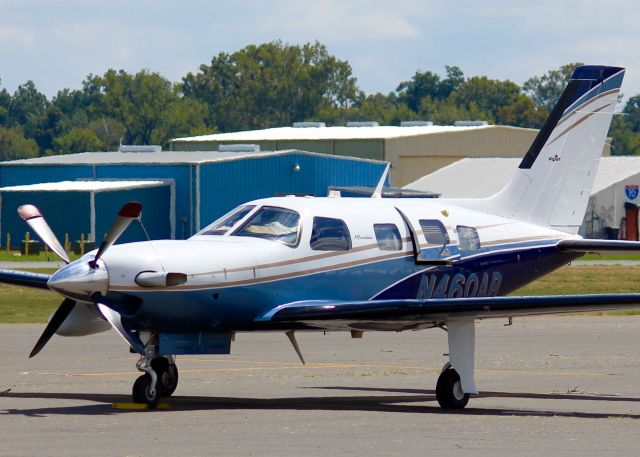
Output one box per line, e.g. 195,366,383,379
151,357,179,396
436,368,470,409
132,374,160,409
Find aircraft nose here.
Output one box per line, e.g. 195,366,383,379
47,258,108,301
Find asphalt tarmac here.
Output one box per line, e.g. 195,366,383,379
1,316,640,456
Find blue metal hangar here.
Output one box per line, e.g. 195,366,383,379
0,149,387,244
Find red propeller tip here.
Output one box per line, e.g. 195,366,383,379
118,202,142,218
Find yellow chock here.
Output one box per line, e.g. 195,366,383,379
111,402,172,410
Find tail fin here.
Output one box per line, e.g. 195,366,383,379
481,65,625,233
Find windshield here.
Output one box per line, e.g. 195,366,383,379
233,206,300,246
198,205,256,235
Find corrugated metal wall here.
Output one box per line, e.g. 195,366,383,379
385,127,538,186
1,191,90,248
95,186,171,243
172,138,385,161
94,165,192,237
0,165,94,186
397,156,462,186
197,153,386,230
0,152,386,241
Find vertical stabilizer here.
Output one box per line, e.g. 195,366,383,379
480,65,625,233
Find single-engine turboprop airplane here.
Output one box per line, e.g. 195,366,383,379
3,65,640,409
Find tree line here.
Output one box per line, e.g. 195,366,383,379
0,40,638,161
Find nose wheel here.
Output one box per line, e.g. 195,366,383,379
152,356,179,396
132,373,160,408
133,355,179,408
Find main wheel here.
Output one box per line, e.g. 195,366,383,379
151,357,179,396
436,368,470,409
132,373,160,408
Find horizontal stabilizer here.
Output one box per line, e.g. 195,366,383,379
258,294,640,330
557,239,640,253
0,269,50,290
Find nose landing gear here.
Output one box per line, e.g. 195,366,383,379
132,354,179,408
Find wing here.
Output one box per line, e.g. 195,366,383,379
557,239,640,252
257,294,640,331
0,269,51,290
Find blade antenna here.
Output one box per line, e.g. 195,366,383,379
371,163,390,199
285,331,305,365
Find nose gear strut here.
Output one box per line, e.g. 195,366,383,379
131,333,180,408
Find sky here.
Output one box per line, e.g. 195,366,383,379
1,0,639,103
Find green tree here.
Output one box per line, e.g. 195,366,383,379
523,62,584,111
181,41,358,132
53,128,103,154
496,95,548,128
0,82,10,125
8,81,50,138
97,69,176,145
0,126,38,160
609,95,640,155
396,65,464,111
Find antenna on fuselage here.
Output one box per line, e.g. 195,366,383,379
285,331,305,364
371,163,390,199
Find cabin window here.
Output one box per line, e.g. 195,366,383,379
310,217,352,251
457,225,481,251
233,206,300,246
418,219,449,246
373,223,402,251
199,205,256,235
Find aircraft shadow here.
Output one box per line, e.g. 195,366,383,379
2,388,640,419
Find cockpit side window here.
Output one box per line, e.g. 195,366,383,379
373,223,402,251
457,225,480,252
199,205,256,235
419,219,449,246
310,217,352,251
233,206,301,246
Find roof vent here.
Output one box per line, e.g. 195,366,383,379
346,121,379,127
454,120,489,127
401,121,433,127
119,145,162,153
293,122,326,128
218,144,261,153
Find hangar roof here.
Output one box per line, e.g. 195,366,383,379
172,125,532,143
3,149,383,166
0,180,169,192
404,157,640,197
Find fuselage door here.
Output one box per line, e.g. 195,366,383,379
395,207,459,265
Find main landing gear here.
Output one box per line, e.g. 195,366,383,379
132,355,179,408
435,364,470,409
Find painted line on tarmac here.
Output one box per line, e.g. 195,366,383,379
67,362,612,378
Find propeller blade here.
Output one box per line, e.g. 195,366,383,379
29,298,76,358
97,303,146,354
18,205,70,264
91,202,142,267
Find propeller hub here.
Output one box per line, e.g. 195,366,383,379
47,257,108,301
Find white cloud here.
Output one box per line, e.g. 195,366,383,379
1,0,640,100
264,0,427,41
0,25,35,45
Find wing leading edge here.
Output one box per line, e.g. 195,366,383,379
258,294,640,330
0,269,51,290
557,239,640,252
